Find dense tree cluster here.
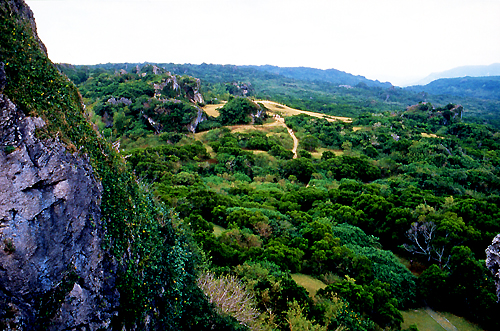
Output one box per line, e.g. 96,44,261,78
55,62,500,330
123,116,499,329
60,63,500,129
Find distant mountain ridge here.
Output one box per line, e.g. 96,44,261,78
242,65,393,88
407,76,500,101
412,63,500,86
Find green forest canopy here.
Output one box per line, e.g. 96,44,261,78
25,59,496,330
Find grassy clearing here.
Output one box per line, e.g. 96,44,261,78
439,312,483,331
226,125,294,150
310,148,344,159
202,103,225,117
291,274,328,299
255,100,352,123
229,125,272,133
421,132,444,139
402,309,483,331
402,310,446,331
269,128,294,150
213,224,226,237
249,150,269,155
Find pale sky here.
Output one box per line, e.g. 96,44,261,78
25,0,500,86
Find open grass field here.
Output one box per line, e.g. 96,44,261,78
203,100,353,123
310,147,344,159
192,126,292,159
199,100,351,160
439,312,483,331
401,309,483,331
421,132,444,139
289,273,482,331
227,123,281,133
291,273,328,299
202,102,225,117
402,309,446,331
256,100,352,123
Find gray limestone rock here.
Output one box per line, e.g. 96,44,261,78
0,92,118,330
486,234,500,302
0,1,119,329
0,62,6,92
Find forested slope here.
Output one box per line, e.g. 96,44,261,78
407,76,500,101
58,60,500,330
0,2,246,329
60,62,500,130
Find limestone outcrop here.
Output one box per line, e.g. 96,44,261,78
0,2,118,328
0,85,118,330
486,234,500,302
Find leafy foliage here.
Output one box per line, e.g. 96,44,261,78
7,16,500,328
0,8,246,330
218,97,264,125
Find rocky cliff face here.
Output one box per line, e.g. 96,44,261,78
0,1,118,329
1,0,47,56
0,67,117,330
0,2,243,330
486,234,500,302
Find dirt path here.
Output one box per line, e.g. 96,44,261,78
273,114,298,158
424,307,459,331
223,114,299,158
202,100,352,123
203,100,327,159
256,100,352,123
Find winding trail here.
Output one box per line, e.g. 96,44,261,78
273,114,298,159
255,100,352,123
201,99,352,158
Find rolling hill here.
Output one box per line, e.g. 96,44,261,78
413,63,500,86
407,76,500,101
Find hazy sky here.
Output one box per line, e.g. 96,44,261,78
25,0,500,86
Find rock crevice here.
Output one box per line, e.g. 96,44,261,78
0,73,117,330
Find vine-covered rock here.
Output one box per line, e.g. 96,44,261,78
0,67,118,329
1,2,244,330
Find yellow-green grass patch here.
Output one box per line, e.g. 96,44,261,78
228,125,272,133
255,100,352,123
401,309,446,331
439,312,483,331
249,150,269,155
291,274,328,299
310,148,344,159
204,100,352,123
421,132,444,139
213,224,225,237
402,308,482,331
202,103,225,117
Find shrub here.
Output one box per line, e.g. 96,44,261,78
197,272,260,329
